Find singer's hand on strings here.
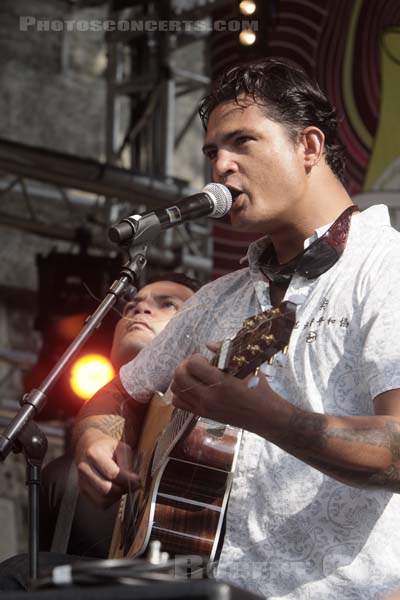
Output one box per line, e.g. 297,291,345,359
75,429,141,508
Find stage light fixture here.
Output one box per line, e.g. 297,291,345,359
239,29,257,46
239,0,257,16
24,249,123,420
70,354,115,401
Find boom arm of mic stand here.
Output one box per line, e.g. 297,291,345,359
0,243,148,584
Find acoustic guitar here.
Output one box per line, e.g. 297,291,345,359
109,301,296,562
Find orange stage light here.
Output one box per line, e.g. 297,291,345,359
69,354,115,400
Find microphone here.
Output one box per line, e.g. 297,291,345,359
108,183,232,244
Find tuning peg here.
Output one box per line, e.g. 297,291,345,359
247,343,262,355
282,345,288,354
268,356,275,365
244,318,255,329
247,367,260,389
261,333,275,343
232,355,247,368
260,359,275,376
260,362,270,375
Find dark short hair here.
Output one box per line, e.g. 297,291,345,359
199,58,346,182
146,272,201,293
118,272,200,310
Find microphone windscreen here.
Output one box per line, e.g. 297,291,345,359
203,183,232,218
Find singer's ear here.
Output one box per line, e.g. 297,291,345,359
301,126,325,173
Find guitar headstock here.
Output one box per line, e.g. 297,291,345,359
216,301,297,379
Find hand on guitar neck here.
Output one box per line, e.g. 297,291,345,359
171,303,296,440
171,352,292,441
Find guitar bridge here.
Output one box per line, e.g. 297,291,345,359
216,338,233,371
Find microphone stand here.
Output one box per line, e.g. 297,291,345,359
0,242,148,585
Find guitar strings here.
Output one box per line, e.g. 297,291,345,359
151,410,195,475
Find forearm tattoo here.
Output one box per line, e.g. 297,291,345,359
72,378,142,447
284,407,400,492
74,414,126,440
285,408,327,452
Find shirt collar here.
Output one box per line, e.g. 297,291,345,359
240,204,390,270
241,222,333,268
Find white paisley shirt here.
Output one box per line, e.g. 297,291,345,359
120,205,400,599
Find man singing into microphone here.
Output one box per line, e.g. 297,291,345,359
73,58,400,599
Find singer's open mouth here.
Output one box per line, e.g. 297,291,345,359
227,187,242,202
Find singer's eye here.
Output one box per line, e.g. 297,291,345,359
205,149,217,161
123,302,136,316
161,300,179,310
235,136,252,146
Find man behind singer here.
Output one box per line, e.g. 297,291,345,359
40,272,200,558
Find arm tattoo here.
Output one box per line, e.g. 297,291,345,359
387,421,400,460
72,377,144,447
283,407,400,492
285,407,327,452
72,414,125,445
87,415,126,439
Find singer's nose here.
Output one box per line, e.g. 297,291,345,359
213,150,238,181
134,300,152,315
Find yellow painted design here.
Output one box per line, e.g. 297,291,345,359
343,0,373,149
364,28,400,191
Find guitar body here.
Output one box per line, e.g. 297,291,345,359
109,390,242,560
109,301,296,561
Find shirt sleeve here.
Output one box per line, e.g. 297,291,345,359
359,245,400,400
119,287,209,403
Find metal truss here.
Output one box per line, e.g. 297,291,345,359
0,139,212,274
104,0,217,280
0,0,232,283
